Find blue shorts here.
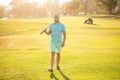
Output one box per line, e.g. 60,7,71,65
50,41,62,53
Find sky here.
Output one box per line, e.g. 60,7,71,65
0,0,72,6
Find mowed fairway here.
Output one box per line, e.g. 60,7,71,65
0,17,120,80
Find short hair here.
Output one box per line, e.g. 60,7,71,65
54,14,60,18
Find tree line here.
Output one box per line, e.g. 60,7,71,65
63,0,120,15
0,0,120,18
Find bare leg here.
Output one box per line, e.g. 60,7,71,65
50,52,55,69
56,53,60,66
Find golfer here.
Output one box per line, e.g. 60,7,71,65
44,14,66,72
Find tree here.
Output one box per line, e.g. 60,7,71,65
63,0,120,15
0,5,6,18
8,0,47,18
99,0,117,14
44,0,60,17
63,0,80,15
9,0,26,18
116,0,120,13
63,0,103,15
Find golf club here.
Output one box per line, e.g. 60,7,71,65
40,27,48,35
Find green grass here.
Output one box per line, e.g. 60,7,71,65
0,17,120,80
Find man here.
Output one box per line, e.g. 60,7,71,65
43,14,66,72
84,17,93,24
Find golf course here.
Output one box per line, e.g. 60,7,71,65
0,16,120,80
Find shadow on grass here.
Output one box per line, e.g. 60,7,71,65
92,24,99,26
84,23,100,26
58,70,70,80
50,73,59,80
49,70,70,80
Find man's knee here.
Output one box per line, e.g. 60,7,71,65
51,52,55,57
57,54,60,57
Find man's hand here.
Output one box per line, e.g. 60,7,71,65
42,28,51,35
40,28,47,35
43,28,47,33
62,31,66,48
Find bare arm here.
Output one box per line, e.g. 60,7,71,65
44,28,51,35
62,31,66,47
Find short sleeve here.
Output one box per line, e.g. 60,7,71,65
62,24,66,32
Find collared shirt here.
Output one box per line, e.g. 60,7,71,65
49,22,66,43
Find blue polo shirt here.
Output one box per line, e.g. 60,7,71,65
49,22,66,43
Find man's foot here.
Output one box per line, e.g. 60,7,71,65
48,68,53,72
56,66,60,70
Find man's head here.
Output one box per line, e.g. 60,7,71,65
54,14,60,23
